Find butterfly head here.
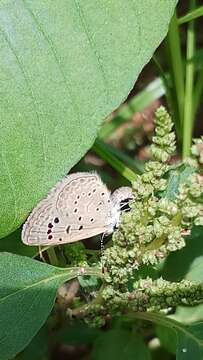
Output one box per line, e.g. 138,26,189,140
105,186,133,236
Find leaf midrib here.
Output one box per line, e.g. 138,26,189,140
0,266,102,304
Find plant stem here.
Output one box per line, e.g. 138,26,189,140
193,66,203,119
98,140,144,174
47,247,59,266
152,56,171,104
166,11,185,131
182,0,196,158
152,55,181,140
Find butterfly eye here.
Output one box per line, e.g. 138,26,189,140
54,217,59,223
79,225,83,230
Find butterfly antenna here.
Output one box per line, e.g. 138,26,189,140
100,233,105,272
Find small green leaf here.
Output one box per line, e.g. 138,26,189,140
160,164,196,201
0,252,101,359
91,328,151,360
78,275,100,289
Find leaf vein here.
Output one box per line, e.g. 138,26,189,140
73,0,109,101
0,271,74,305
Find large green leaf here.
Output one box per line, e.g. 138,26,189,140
0,0,177,238
176,323,203,360
0,252,101,359
135,312,203,360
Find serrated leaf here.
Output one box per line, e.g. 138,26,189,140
0,252,99,359
0,0,177,238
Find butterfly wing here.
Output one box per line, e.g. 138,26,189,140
22,198,61,245
22,172,115,246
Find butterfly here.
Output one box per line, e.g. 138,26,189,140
22,172,133,246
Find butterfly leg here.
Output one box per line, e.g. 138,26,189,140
38,245,46,262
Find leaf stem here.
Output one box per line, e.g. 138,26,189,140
47,247,59,266
178,5,203,24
